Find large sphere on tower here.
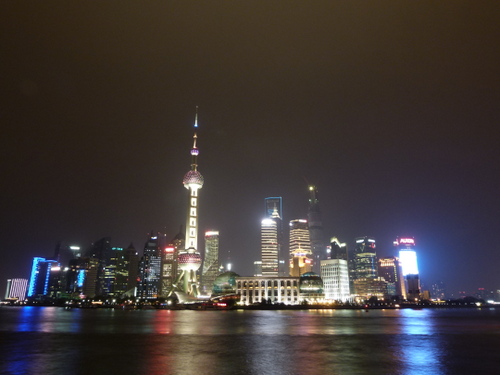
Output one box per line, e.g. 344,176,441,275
177,250,202,271
183,170,204,188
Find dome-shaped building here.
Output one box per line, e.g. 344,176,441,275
299,272,325,304
212,271,240,296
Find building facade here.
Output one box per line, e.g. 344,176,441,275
394,237,421,300
320,259,350,302
200,230,220,296
261,211,280,277
289,219,312,277
235,276,300,305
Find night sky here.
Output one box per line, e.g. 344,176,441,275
1,2,499,297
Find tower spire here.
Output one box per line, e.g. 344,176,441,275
190,106,200,171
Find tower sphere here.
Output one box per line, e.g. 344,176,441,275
177,251,202,271
183,170,204,187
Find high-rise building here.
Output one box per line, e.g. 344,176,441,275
261,208,280,277
307,185,326,273
265,197,283,218
378,257,406,299
320,259,350,302
353,237,378,279
351,237,383,300
265,197,286,276
394,237,421,300
87,237,112,296
330,237,348,261
177,109,203,297
137,232,161,299
200,230,220,296
124,243,139,294
5,278,28,301
289,219,312,277
27,257,59,298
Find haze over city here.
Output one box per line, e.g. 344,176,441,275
1,2,499,296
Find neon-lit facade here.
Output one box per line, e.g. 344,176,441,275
394,237,421,300
27,257,59,297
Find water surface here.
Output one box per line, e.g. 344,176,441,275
1,307,499,374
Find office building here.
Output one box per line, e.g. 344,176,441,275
307,185,326,273
261,208,281,277
320,259,350,302
394,237,421,300
289,219,312,277
5,278,28,301
236,276,300,305
265,197,286,276
200,230,220,296
378,257,406,299
27,257,59,298
137,232,161,299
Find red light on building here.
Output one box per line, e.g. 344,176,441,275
165,247,175,253
399,238,415,245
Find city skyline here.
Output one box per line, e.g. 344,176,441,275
1,2,499,296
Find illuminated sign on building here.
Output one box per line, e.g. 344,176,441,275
399,250,419,276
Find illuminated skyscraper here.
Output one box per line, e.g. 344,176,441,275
265,197,286,275
265,197,283,218
320,259,350,302
289,219,312,277
261,208,280,277
27,257,59,298
5,278,28,301
352,237,384,299
137,232,161,299
200,231,220,296
394,237,421,300
307,185,326,273
177,109,203,297
353,237,377,279
378,257,406,299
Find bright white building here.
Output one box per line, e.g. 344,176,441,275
320,259,350,302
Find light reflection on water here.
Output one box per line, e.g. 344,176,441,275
1,307,499,375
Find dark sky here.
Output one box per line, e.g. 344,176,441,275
1,1,499,297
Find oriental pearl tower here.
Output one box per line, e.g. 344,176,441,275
177,108,204,297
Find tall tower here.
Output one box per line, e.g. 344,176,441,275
261,207,280,277
178,109,204,297
200,230,220,296
289,219,312,276
265,197,286,275
137,232,161,299
307,185,326,273
394,237,420,301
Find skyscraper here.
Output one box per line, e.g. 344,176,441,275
87,237,112,296
265,197,286,275
200,230,220,296
137,232,161,299
353,237,378,279
265,197,283,218
289,219,312,277
177,109,203,297
27,257,59,298
5,278,28,301
378,257,406,299
394,237,421,300
307,185,326,273
261,208,280,277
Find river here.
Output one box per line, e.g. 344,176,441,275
1,306,499,374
